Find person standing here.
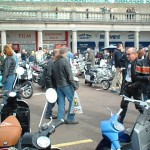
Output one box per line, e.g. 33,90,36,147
67,47,74,62
21,49,27,62
118,47,143,123
2,44,16,91
135,45,150,101
9,44,19,72
52,47,79,124
110,43,124,92
86,48,95,67
45,49,60,119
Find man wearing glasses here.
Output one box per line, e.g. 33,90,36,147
118,47,143,123
135,45,150,101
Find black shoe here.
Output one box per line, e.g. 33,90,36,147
51,115,57,119
45,115,57,119
65,120,79,124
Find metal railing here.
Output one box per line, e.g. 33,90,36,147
0,9,150,24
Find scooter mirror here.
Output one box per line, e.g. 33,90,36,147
46,88,57,103
146,99,150,105
16,67,25,76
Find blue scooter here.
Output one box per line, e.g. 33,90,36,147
96,96,150,150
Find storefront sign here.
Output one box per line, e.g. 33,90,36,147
78,34,92,39
100,34,120,39
44,32,65,40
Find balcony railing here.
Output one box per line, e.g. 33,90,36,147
0,9,150,24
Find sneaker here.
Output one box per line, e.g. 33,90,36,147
65,120,79,124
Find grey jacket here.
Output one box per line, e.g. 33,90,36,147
52,56,78,90
2,56,16,84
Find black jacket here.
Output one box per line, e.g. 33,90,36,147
52,56,78,90
135,56,150,94
2,56,16,84
113,49,126,68
124,58,139,83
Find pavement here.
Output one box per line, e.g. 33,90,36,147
22,78,139,150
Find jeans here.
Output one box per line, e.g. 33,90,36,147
3,74,16,91
57,85,75,121
45,102,56,117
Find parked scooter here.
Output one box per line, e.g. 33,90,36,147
96,96,150,150
0,66,33,99
84,62,113,90
0,88,63,150
14,65,34,99
32,59,48,84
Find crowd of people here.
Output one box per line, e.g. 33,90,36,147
0,43,149,125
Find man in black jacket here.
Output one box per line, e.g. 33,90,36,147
135,45,150,100
52,47,79,124
110,43,125,92
119,47,143,123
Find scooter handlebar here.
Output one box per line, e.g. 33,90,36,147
40,119,64,137
123,95,150,109
48,119,64,134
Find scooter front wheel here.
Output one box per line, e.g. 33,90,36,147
101,80,110,90
95,139,111,150
21,81,34,99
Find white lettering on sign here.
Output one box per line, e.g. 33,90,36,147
100,34,120,39
19,34,31,38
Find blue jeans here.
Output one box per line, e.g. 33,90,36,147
3,74,16,91
57,85,75,121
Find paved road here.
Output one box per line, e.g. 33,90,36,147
26,78,139,150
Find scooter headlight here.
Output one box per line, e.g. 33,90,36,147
37,136,51,148
9,91,17,97
114,122,125,131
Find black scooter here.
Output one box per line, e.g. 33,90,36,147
0,88,63,150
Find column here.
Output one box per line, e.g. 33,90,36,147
104,31,109,47
134,31,139,50
72,30,77,54
1,30,7,51
38,30,43,49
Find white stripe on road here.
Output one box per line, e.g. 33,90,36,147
33,93,45,96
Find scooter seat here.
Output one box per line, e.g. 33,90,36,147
0,116,22,147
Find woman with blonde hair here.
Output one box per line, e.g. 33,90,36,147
2,44,16,90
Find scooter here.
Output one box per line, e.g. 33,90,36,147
0,66,33,99
96,96,150,150
84,62,112,90
0,88,63,150
15,63,34,99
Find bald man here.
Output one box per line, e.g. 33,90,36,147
119,47,143,123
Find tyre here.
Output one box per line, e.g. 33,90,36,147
101,80,110,90
21,81,33,99
95,139,111,150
